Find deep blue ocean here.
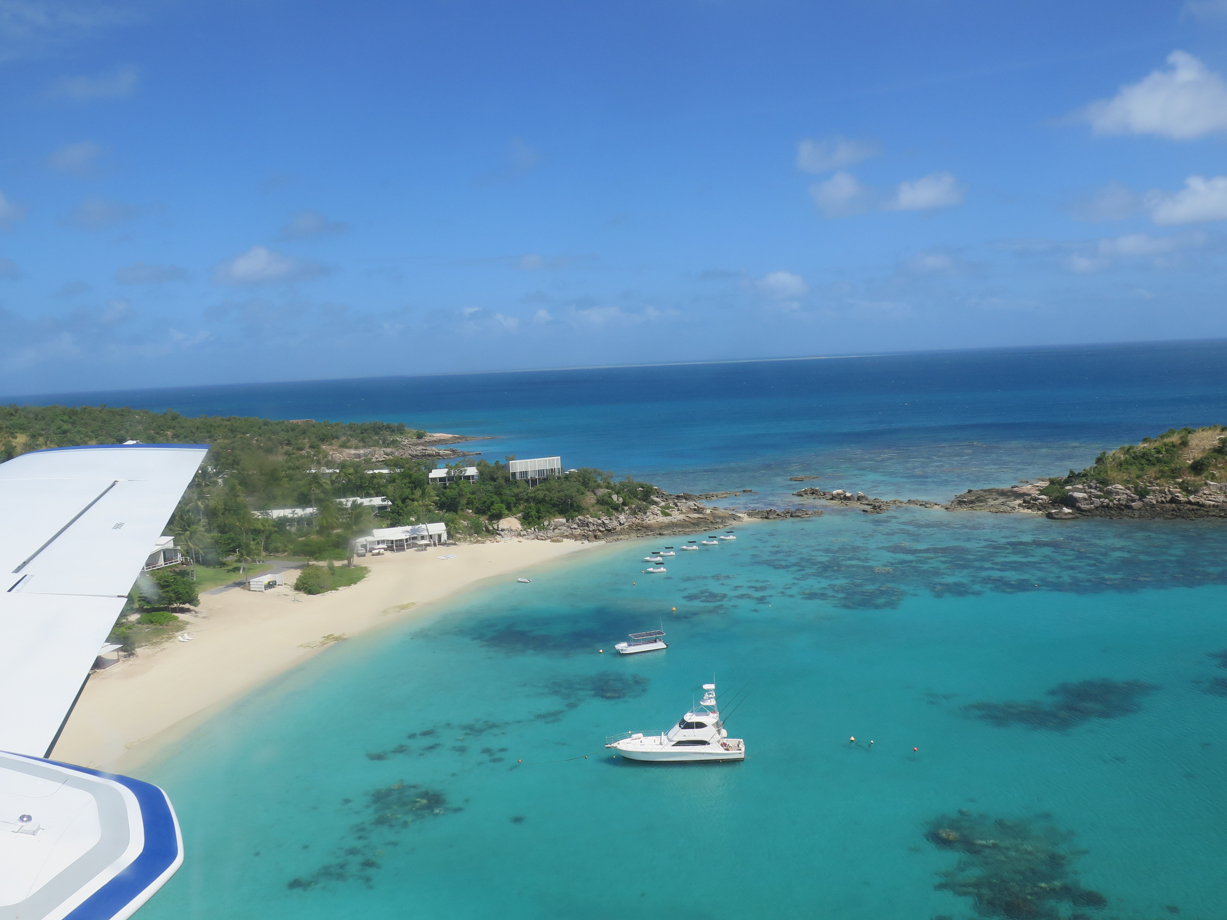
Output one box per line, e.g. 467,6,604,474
21,341,1227,920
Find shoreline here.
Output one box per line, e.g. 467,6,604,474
53,538,599,774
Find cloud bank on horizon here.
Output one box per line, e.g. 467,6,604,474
0,0,1225,395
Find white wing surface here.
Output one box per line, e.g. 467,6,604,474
0,444,207,758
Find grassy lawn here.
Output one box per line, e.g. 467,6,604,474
190,562,274,592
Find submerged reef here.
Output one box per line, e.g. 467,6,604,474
288,781,458,891
925,811,1107,920
1193,649,1227,697
964,679,1159,730
544,671,649,701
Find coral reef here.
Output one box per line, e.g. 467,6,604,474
964,679,1159,730
925,811,1107,920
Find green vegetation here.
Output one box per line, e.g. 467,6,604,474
294,561,368,594
190,562,275,592
1051,425,1227,494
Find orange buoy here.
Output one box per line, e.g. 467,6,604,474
913,747,918,752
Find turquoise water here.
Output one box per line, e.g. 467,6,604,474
141,508,1227,920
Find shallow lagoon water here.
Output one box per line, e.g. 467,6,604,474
142,510,1227,920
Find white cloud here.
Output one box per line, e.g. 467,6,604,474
0,191,27,228
508,137,539,173
1098,233,1195,256
906,251,968,273
810,171,873,217
0,2,140,63
0,257,19,279
757,270,809,299
1068,253,1109,273
883,172,963,211
1146,175,1227,224
63,197,134,229
277,209,348,240
47,63,138,100
100,298,133,325
796,135,880,173
1067,182,1141,222
115,261,190,284
1182,0,1227,20
212,245,327,285
519,253,546,270
1081,51,1227,140
45,139,102,175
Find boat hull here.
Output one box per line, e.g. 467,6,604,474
615,641,667,654
609,745,744,763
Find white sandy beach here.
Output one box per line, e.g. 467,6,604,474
53,539,597,773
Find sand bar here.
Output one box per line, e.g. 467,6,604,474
53,539,596,773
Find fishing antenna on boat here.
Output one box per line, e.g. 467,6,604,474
721,691,751,726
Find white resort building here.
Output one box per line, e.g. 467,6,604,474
428,467,479,486
353,523,449,554
144,536,183,571
509,457,562,485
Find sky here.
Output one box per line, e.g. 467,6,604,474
1,0,1226,395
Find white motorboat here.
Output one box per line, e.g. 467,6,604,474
700,537,719,546
645,565,667,573
644,554,664,563
680,542,699,552
606,684,745,763
719,531,736,541
615,629,668,655
517,577,532,583
660,547,677,556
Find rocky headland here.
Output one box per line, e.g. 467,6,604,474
947,425,1227,520
327,432,489,463
793,487,944,514
500,491,820,543
793,426,1227,522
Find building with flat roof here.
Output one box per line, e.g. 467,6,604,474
354,523,448,554
509,457,562,485
428,467,478,486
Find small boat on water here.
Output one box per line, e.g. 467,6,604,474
606,683,745,763
517,577,532,583
660,547,677,556
680,542,699,552
644,554,664,563
719,531,736,541
645,565,667,573
615,629,668,655
701,537,719,546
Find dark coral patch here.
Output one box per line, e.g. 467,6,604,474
964,679,1158,730
545,671,649,701
926,812,1109,920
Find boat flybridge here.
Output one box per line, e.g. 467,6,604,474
615,629,668,655
605,684,745,763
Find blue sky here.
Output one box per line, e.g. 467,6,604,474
1,0,1226,394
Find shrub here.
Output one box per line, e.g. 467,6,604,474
139,609,178,626
294,564,329,595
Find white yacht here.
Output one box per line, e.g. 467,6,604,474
719,531,736,541
615,629,668,655
680,541,699,552
606,684,745,763
645,565,667,573
644,553,664,563
700,537,720,546
660,547,677,556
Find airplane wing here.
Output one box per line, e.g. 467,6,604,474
0,443,207,920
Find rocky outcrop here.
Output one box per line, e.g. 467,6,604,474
744,508,822,520
326,433,487,463
526,506,744,542
948,479,1227,520
671,489,755,501
793,487,943,514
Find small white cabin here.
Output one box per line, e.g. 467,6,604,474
248,573,283,592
